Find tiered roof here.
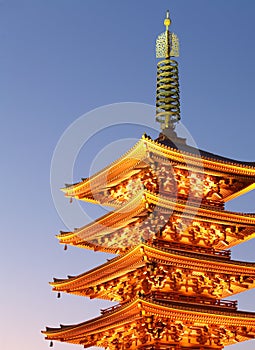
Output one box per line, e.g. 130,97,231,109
44,134,255,348
62,135,255,206
43,298,255,348
51,243,255,300
57,190,255,253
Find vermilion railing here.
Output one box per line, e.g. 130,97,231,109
153,239,231,259
151,291,237,309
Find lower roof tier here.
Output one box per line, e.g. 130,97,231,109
62,135,255,207
57,191,255,253
51,244,255,301
43,298,255,349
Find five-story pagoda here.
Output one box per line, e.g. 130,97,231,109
43,11,255,350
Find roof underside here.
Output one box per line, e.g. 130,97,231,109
57,190,255,253
43,298,255,348
62,136,255,211
51,243,255,300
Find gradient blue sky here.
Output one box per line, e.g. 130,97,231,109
1,1,255,349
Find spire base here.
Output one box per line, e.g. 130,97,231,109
157,130,187,148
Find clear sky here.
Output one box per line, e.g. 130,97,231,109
1,1,255,350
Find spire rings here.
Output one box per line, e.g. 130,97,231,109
156,59,180,129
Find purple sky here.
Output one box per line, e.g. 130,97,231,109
1,1,255,349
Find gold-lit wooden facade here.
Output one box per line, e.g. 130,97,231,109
44,298,255,349
43,11,255,350
51,244,255,301
57,188,255,253
62,135,255,208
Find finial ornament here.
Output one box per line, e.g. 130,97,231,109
155,10,181,132
164,10,171,30
156,10,179,58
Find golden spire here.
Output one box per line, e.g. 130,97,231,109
164,9,171,29
164,10,171,58
156,10,180,132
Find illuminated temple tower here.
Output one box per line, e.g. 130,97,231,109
43,11,255,349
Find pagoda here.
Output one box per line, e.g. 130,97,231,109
43,11,255,350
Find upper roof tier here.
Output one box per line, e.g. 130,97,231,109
62,135,255,209
43,297,255,348
51,243,255,301
57,190,255,253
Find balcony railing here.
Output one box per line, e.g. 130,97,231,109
100,303,122,315
100,292,238,316
151,291,237,310
153,239,231,259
